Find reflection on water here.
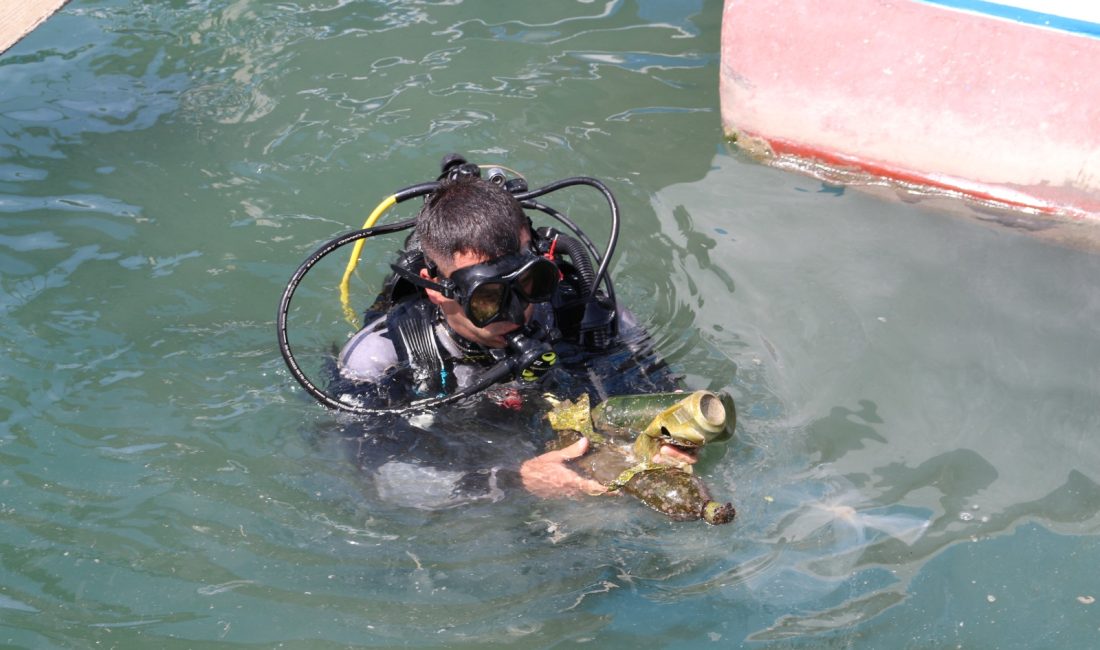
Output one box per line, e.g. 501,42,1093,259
776,482,929,554
748,471,931,606
644,465,933,639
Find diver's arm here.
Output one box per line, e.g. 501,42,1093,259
519,438,608,499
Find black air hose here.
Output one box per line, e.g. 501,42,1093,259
552,233,615,349
554,233,596,296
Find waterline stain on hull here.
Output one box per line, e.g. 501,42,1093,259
720,0,1100,237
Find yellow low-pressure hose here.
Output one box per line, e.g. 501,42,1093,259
337,167,519,327
339,194,397,326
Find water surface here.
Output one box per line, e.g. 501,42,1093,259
2,1,1099,647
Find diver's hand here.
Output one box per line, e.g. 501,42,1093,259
652,444,699,467
520,438,608,498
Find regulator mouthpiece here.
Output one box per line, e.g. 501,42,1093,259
505,323,559,383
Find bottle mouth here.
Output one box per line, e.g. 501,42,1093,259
694,392,726,431
641,390,731,450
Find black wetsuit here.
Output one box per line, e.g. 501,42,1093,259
325,292,679,510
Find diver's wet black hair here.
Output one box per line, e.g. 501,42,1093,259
416,176,527,269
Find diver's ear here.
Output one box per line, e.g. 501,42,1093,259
420,267,446,305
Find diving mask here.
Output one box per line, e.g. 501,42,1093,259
392,251,559,327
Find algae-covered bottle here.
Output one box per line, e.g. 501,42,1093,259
621,466,736,525
545,391,737,525
591,390,736,447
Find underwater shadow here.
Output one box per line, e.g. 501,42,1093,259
806,399,887,465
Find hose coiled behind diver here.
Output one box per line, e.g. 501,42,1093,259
277,160,622,415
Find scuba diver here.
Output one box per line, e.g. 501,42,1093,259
278,155,696,502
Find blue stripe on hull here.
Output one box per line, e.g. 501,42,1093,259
918,0,1100,37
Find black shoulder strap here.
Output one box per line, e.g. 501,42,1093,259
386,300,456,398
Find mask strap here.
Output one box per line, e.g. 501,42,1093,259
389,263,456,298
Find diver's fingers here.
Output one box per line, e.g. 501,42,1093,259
520,440,605,499
546,437,590,460
580,477,609,496
654,444,698,466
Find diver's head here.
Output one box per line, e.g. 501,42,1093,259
416,176,528,263
415,177,556,348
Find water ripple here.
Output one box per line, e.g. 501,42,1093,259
0,164,48,182
0,40,187,157
0,231,67,251
0,193,142,217
0,244,118,315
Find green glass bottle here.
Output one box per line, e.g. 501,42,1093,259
590,390,735,445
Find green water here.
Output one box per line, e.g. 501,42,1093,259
3,1,1100,647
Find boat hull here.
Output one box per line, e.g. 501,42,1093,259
720,0,1100,220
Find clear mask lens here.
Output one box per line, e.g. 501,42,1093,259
467,282,508,324
452,255,559,327
515,260,557,302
